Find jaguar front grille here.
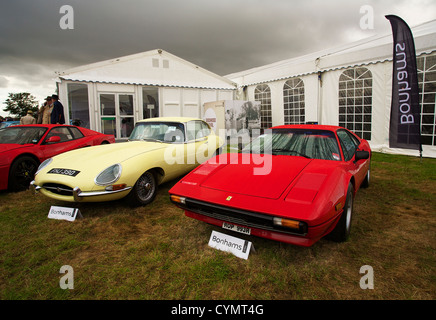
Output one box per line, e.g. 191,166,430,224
43,183,73,196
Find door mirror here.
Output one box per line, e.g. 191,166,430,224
46,136,61,143
355,150,369,162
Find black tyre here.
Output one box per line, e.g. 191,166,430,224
9,156,39,191
361,164,370,188
326,183,354,242
126,171,157,207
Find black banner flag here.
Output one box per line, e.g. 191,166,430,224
386,15,422,152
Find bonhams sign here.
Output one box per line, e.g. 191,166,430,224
48,206,82,222
386,15,422,153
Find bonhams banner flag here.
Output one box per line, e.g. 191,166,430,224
386,15,422,154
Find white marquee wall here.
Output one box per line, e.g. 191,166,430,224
60,80,234,138
241,56,435,158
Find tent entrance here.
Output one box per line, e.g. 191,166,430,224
99,93,135,139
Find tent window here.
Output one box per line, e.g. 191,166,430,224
142,87,159,119
418,53,436,146
67,83,90,128
283,78,305,124
255,84,272,129
338,67,372,140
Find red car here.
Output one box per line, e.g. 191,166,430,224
0,124,115,191
169,125,371,247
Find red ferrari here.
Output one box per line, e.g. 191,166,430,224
169,125,371,247
0,124,115,191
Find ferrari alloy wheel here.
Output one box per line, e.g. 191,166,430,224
9,156,39,191
127,171,157,207
327,183,354,242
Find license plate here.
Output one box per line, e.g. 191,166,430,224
222,222,251,235
47,168,80,177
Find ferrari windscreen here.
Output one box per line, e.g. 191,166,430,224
0,127,47,145
242,129,342,161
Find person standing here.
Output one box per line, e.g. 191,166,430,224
37,102,45,124
20,110,36,125
50,94,65,124
41,96,53,124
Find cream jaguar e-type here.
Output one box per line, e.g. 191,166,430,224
31,117,223,206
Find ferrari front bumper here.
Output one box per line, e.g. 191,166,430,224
170,195,341,247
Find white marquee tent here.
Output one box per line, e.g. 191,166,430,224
56,49,236,140
226,19,436,158
58,49,237,90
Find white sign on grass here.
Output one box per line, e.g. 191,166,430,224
48,206,82,222
208,230,253,260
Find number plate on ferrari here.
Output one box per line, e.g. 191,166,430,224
222,222,251,235
47,168,80,177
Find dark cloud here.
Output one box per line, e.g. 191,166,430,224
0,0,434,111
0,76,8,88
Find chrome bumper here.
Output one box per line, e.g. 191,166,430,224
30,180,131,201
30,180,41,192
72,186,132,201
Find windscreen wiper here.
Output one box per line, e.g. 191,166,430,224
142,138,163,143
272,148,311,159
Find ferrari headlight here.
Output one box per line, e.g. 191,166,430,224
95,164,122,186
35,158,52,175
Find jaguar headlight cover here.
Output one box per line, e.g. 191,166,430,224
35,158,52,175
95,164,122,186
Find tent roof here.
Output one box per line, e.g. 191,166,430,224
58,49,237,90
226,19,436,86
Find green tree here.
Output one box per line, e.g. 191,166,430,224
3,92,39,118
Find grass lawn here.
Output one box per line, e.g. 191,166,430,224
0,152,435,300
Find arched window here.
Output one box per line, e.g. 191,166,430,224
254,84,272,129
418,53,436,146
338,67,372,140
283,78,305,124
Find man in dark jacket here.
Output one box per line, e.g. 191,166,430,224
51,94,65,124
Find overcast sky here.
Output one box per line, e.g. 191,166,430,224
0,0,435,117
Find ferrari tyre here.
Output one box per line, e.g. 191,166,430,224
126,171,157,207
361,165,370,188
8,156,39,191
326,183,354,242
